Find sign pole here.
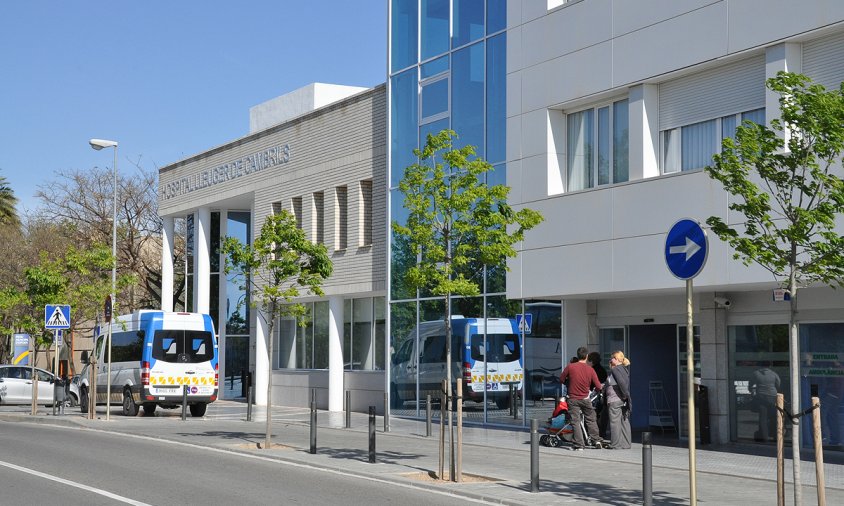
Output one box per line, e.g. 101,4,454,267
30,335,37,416
686,278,697,506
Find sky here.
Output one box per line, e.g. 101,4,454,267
0,1,387,216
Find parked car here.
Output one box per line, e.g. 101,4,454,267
0,364,77,407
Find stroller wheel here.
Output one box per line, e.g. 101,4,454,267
539,435,551,447
553,436,565,448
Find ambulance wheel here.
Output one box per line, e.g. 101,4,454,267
190,402,207,417
539,435,551,447
143,403,157,416
79,387,89,413
122,389,138,417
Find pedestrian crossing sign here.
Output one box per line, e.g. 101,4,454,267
516,313,532,334
45,304,71,329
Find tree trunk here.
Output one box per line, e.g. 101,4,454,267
266,304,275,450
444,292,454,480
789,273,802,506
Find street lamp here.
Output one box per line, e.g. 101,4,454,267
90,138,118,421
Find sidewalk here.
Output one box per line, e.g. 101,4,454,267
2,401,842,505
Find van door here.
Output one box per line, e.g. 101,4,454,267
149,329,216,397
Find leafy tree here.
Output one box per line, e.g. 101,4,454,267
222,210,333,450
36,165,162,311
392,129,543,478
705,71,844,505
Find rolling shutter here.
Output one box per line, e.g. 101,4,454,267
803,31,844,91
659,55,765,130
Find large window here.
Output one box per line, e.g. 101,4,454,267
662,108,765,174
391,0,417,72
567,99,629,192
421,0,449,60
343,297,387,370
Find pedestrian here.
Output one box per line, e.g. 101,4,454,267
748,362,780,442
605,350,632,449
588,351,608,437
560,346,603,450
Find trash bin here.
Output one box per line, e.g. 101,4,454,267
696,383,711,445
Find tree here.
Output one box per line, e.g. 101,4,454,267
222,210,333,450
705,71,844,505
36,164,161,311
392,129,543,479
0,173,20,229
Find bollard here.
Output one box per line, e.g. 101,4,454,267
383,392,389,432
345,390,351,429
368,406,376,463
643,432,653,506
310,390,317,454
509,384,514,416
181,384,188,421
514,386,519,420
246,382,253,422
241,369,247,398
530,418,539,493
426,394,432,437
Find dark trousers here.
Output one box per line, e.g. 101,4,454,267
569,397,601,447
756,395,777,441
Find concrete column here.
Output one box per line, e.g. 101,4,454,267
328,295,344,411
628,84,660,180
254,309,269,405
766,43,802,145
161,215,175,312
195,207,211,315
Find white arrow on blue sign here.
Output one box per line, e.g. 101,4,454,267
45,304,71,329
664,219,708,280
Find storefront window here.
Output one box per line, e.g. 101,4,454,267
729,324,789,443
800,323,844,450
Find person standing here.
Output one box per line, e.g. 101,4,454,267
605,350,632,449
560,346,603,450
748,363,780,442
588,351,608,436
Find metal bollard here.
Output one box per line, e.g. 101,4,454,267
513,385,519,420
246,382,253,422
310,389,317,454
345,390,351,429
426,394,432,437
530,418,539,493
509,384,514,415
643,432,653,506
181,384,188,421
383,392,389,432
368,406,376,463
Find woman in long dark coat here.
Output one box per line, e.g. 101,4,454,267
605,350,632,449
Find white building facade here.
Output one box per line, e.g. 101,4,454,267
504,1,844,447
159,84,387,412
386,0,844,449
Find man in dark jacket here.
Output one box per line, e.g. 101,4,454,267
560,346,603,449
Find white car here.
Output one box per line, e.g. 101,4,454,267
0,364,78,407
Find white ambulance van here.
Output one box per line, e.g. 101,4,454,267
78,311,218,417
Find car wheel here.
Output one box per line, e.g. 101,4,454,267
122,389,138,417
142,403,157,416
79,387,89,413
189,402,207,417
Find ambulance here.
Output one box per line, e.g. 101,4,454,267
78,311,218,417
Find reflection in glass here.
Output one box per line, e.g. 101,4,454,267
597,106,610,186
567,109,594,191
453,0,484,48
421,78,449,120
210,212,220,273
313,301,329,369
486,33,506,164
452,41,485,157
225,212,251,336
421,0,449,60
391,0,417,72
487,0,506,34
390,301,418,414
390,70,419,187
613,99,629,183
421,55,448,79
800,323,844,449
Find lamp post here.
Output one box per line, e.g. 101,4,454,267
90,138,118,421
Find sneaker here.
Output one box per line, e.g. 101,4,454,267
571,445,584,451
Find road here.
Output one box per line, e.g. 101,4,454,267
0,421,478,506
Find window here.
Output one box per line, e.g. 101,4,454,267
453,0,484,49
336,186,348,250
390,0,417,72
360,180,373,246
109,330,144,363
420,75,449,123
292,197,303,229
662,108,765,174
313,191,324,244
567,99,629,191
452,41,485,155
421,0,449,60
152,330,214,363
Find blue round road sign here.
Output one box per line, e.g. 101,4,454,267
664,219,708,280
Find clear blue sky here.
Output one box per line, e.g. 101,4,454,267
0,1,386,215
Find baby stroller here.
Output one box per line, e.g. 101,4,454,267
540,392,610,449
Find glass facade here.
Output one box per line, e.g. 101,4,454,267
389,0,516,424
